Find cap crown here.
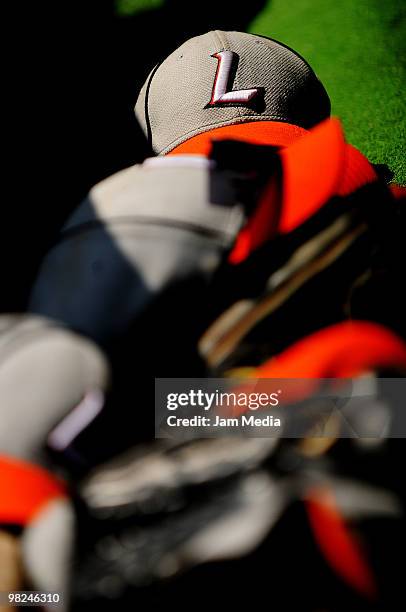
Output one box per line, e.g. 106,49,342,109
135,30,330,154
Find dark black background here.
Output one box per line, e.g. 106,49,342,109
1,0,267,312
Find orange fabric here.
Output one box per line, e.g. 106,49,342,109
337,144,377,197
166,121,307,156
305,486,377,599
228,119,344,263
278,118,345,234
228,176,281,264
279,119,377,234
169,118,377,266
390,184,406,200
255,321,406,379
0,455,66,526
228,119,378,264
227,321,406,415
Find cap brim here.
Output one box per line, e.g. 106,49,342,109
166,121,308,156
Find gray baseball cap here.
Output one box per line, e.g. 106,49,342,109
135,30,330,155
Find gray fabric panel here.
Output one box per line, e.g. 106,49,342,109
22,498,74,609
29,161,245,344
0,316,109,464
65,161,244,241
29,222,225,344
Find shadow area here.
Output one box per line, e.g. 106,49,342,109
2,0,266,311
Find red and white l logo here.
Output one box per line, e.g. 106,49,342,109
208,50,260,106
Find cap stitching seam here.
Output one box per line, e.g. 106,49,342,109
214,30,230,50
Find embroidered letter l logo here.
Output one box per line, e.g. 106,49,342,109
208,50,260,106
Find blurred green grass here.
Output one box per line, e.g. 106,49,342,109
115,0,163,16
250,0,406,183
